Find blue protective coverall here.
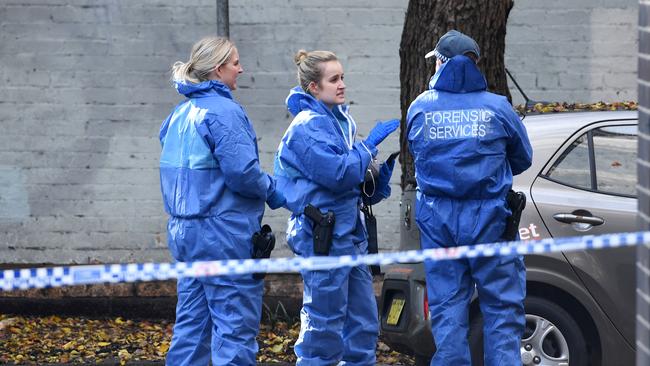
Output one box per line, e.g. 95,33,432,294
160,79,277,366
406,56,533,365
274,86,387,365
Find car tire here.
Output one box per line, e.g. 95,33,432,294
469,295,589,366
414,354,432,366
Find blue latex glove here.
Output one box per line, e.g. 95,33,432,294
365,151,398,205
364,119,400,147
266,189,286,210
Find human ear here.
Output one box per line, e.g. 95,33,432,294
308,81,319,96
214,65,223,79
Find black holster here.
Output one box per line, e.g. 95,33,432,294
361,204,381,276
251,224,275,280
304,204,335,256
504,190,526,241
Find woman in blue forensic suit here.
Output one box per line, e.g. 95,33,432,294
159,36,285,366
274,49,399,365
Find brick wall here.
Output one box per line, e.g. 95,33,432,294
506,0,638,105
0,0,639,264
0,0,216,263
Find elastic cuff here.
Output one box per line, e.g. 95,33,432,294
359,141,378,158
265,174,276,200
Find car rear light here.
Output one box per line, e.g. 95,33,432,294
423,287,429,320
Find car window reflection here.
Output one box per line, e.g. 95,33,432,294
547,134,591,189
545,124,637,198
593,125,637,196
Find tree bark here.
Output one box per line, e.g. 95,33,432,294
399,0,514,188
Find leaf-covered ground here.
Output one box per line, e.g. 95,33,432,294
0,314,414,365
514,100,637,114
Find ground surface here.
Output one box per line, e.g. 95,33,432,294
0,314,414,365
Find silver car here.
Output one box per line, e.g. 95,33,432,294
380,110,638,366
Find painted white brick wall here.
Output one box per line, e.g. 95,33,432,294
506,0,638,104
0,0,638,263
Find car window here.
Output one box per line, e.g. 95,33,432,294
593,125,637,196
546,134,591,189
545,123,637,197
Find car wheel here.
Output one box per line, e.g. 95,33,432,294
469,295,588,366
415,354,432,366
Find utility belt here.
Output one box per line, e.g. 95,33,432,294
304,203,380,275
503,190,526,241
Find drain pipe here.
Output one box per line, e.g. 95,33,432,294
217,0,229,38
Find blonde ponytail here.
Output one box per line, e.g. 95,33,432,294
172,37,235,84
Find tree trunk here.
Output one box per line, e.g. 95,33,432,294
399,0,514,188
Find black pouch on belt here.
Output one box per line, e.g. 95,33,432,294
361,204,381,276
251,224,275,280
504,190,527,241
304,204,335,256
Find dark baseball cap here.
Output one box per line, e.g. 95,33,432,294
425,30,480,62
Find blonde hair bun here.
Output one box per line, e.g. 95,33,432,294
294,50,309,66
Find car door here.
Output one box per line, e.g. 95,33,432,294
530,121,638,346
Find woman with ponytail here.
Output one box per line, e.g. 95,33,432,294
159,36,285,366
274,50,399,365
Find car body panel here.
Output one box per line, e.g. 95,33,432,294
528,119,637,347
525,253,636,366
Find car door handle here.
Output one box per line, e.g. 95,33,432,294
553,213,604,226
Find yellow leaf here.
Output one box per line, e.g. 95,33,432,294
118,349,131,358
158,342,170,354
270,343,284,353
97,342,111,347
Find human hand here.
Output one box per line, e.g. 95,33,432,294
365,152,399,205
384,151,399,172
266,189,286,210
364,119,400,147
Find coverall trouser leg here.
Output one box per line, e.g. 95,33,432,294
166,275,263,366
341,264,379,365
424,255,526,366
470,255,526,366
424,258,474,366
295,265,378,366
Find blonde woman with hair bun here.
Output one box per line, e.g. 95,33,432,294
159,36,285,366
273,49,400,365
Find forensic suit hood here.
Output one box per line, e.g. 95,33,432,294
407,55,532,202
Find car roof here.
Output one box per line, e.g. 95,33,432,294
515,110,638,185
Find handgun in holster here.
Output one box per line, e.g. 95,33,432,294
504,190,526,241
251,224,275,280
361,204,381,276
304,204,335,256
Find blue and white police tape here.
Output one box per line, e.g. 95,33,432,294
2,231,649,292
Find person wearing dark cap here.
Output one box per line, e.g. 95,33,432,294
406,30,533,365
